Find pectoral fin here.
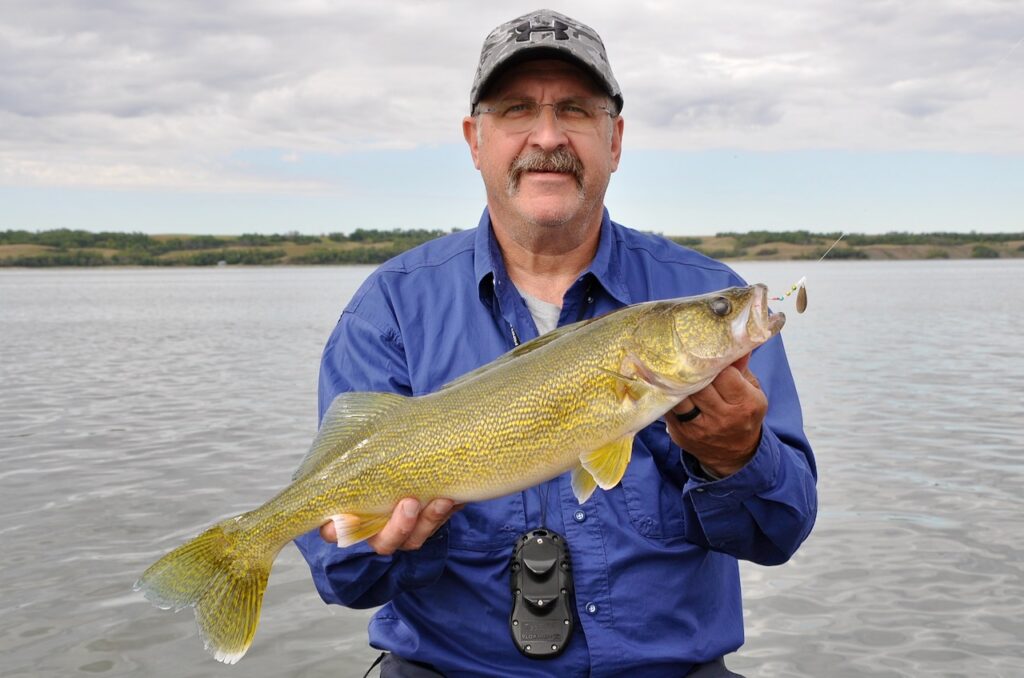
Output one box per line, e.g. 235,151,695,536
579,435,634,490
331,513,391,548
571,464,598,504
595,366,646,402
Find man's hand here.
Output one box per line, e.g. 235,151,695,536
665,355,766,478
319,498,463,556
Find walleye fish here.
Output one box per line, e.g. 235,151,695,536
135,284,784,663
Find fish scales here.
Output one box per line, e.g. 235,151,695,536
135,284,784,663
239,305,652,533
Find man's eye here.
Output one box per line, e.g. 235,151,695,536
558,103,591,118
502,103,534,117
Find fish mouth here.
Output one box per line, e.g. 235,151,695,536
742,284,785,345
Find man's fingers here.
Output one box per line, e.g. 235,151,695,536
401,498,456,550
319,520,337,543
742,367,761,390
367,499,421,556
319,497,463,553
730,354,751,373
671,396,697,417
690,377,727,412
709,365,756,404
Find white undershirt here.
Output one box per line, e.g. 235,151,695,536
516,287,562,336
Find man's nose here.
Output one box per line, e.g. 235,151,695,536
527,105,570,149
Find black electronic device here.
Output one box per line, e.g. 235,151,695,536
509,528,574,658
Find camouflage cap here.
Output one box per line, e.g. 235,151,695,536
470,9,623,113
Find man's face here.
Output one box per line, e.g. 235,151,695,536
463,60,623,235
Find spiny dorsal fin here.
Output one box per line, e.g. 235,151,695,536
292,391,408,481
439,315,600,392
579,435,635,490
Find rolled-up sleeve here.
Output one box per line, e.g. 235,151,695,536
679,333,818,565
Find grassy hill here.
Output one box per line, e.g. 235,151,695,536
2,228,1022,267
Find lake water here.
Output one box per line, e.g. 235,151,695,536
1,260,1022,677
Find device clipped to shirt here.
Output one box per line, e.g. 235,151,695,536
509,528,575,658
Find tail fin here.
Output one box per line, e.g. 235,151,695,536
134,521,276,664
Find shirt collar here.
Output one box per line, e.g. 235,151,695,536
587,208,632,306
474,209,494,283
474,206,633,307
474,208,504,306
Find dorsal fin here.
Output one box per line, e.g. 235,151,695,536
292,391,408,481
439,315,600,392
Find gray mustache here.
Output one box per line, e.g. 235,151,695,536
507,148,585,194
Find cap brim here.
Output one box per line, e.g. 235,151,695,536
473,47,620,111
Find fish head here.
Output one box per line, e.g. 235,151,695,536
631,284,785,395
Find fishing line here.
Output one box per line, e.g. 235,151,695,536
993,35,1024,70
814,231,847,261
768,231,846,313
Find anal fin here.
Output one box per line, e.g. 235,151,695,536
579,435,635,490
331,513,390,548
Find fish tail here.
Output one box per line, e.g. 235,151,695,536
134,519,278,664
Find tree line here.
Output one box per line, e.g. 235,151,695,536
712,230,1023,248
0,227,453,266
0,227,451,251
3,228,1019,266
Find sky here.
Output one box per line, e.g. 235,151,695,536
2,0,1022,236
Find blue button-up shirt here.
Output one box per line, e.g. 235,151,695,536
296,208,817,677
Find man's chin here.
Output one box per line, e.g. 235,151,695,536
511,196,583,228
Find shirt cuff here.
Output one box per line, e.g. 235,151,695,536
313,526,450,606
680,424,780,499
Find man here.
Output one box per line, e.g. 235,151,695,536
296,10,817,677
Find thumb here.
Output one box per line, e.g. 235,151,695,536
742,367,761,390
319,520,337,543
731,353,751,372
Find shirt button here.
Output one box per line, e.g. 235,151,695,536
585,602,598,615
573,510,586,523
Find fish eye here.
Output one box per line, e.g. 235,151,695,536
709,297,731,317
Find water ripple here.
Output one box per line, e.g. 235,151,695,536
3,263,1023,677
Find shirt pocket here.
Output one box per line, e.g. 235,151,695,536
618,423,688,539
447,493,527,551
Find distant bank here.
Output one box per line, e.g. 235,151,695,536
2,228,1022,267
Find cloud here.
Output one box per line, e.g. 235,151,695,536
1,0,1022,191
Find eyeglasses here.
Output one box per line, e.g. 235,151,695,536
475,98,615,134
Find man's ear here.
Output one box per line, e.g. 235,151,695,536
609,115,624,173
463,116,481,169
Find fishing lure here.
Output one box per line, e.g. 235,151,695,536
770,276,808,313
768,232,846,314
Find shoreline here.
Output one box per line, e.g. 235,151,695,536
2,229,1022,267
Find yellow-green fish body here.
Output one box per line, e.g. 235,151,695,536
135,284,784,663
